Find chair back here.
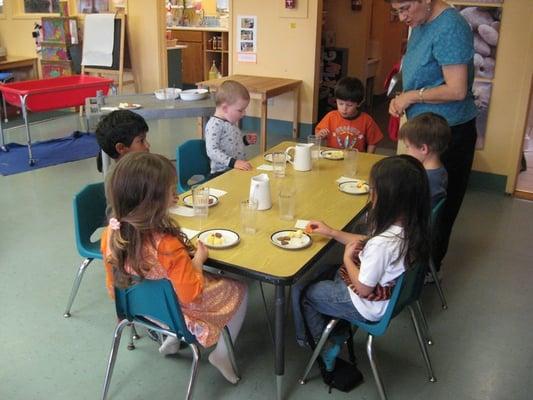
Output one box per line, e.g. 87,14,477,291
73,182,106,259
176,139,211,193
114,278,197,344
431,198,445,228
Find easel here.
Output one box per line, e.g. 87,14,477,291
81,11,136,93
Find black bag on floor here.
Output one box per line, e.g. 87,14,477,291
317,354,364,393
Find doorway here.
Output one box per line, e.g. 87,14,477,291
514,75,533,200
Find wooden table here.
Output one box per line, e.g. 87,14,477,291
171,142,383,399
197,75,302,152
0,56,39,79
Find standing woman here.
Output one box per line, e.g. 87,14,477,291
388,0,477,274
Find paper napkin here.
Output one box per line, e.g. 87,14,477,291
209,188,227,197
294,219,310,229
256,164,274,171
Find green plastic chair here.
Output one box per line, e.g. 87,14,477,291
63,182,106,318
299,262,436,400
176,139,211,193
101,278,240,400
428,198,448,309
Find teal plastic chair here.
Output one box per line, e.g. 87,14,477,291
101,279,240,400
299,262,436,400
176,139,211,193
63,182,106,318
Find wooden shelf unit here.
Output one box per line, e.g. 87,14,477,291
169,29,229,85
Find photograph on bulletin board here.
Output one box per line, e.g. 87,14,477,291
78,0,109,14
237,15,257,63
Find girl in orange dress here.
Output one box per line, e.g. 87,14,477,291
101,152,247,384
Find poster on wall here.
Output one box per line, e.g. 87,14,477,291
452,3,503,148
237,16,257,63
473,81,492,149
318,47,349,120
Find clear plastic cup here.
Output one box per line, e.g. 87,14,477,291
343,148,358,178
240,199,258,234
307,135,321,160
192,185,209,219
271,152,286,178
278,187,295,221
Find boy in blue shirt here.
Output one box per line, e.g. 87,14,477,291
399,112,451,208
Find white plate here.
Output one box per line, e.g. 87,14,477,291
198,229,240,249
263,152,292,163
338,180,370,195
118,103,142,110
182,194,219,208
180,88,209,101
320,150,344,160
270,230,312,250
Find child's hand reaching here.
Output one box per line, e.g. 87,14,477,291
234,160,253,171
305,220,332,237
316,128,329,139
245,133,258,145
193,240,209,269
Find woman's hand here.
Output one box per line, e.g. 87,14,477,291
389,91,416,117
305,220,333,237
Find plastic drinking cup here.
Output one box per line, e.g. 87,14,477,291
241,199,258,234
278,188,295,221
307,135,321,160
343,148,358,178
192,185,209,218
271,152,287,178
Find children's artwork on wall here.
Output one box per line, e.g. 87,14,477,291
318,47,348,120
455,5,502,80
473,81,492,149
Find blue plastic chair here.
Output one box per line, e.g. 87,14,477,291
63,182,106,318
299,262,436,400
101,278,240,400
176,139,211,193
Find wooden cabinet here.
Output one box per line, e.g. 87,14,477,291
169,29,229,86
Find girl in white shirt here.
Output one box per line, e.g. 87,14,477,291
302,155,431,371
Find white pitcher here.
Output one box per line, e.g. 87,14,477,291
249,173,272,211
285,143,313,172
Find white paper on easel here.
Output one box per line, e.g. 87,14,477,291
81,14,115,67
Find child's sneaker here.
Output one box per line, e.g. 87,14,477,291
159,336,181,356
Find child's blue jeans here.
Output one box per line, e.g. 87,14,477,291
301,272,368,342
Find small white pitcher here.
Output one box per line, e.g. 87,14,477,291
285,143,313,172
249,173,272,210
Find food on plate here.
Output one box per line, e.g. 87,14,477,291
288,229,304,238
305,223,318,234
206,232,225,246
325,150,343,159
208,198,214,205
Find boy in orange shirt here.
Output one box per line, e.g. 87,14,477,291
316,77,383,152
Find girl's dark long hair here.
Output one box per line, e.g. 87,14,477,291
365,155,431,268
105,152,194,288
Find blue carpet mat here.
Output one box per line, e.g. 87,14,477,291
0,132,99,176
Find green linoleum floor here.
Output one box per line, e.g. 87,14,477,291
1,115,533,400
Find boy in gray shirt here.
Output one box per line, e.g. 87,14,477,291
205,80,257,174
399,112,451,208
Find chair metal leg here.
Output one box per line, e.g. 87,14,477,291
63,257,93,317
299,318,339,384
415,300,433,345
186,343,201,400
366,335,388,400
429,260,448,310
128,323,136,350
101,319,130,400
222,326,240,380
346,325,356,364
408,306,437,383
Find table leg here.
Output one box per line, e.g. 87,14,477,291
196,117,207,138
274,284,286,400
292,87,300,140
20,95,35,166
260,97,268,152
